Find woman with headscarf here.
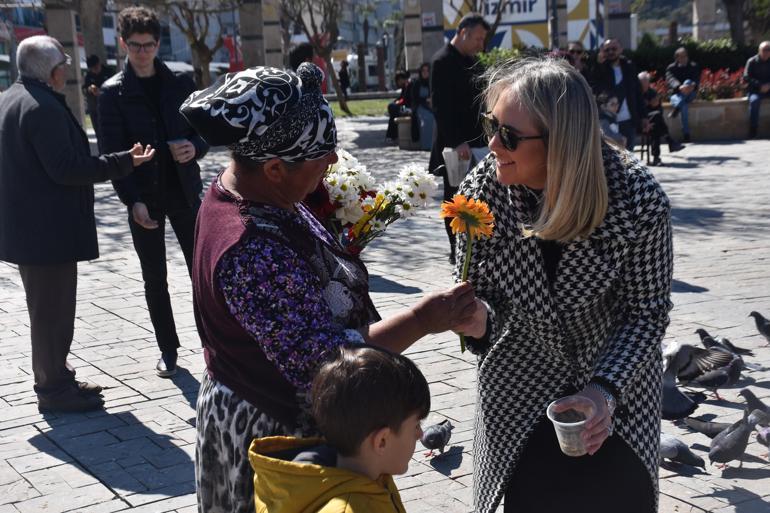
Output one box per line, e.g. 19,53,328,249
180,63,477,513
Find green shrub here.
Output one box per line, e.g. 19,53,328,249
628,37,756,77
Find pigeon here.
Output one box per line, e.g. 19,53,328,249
695,328,754,357
665,343,734,384
738,389,770,421
680,354,743,400
709,409,770,468
748,311,770,345
420,419,453,457
660,434,705,469
662,350,699,420
683,417,732,439
756,426,769,459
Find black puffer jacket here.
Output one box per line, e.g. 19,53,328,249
98,59,208,208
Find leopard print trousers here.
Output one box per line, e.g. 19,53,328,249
195,373,306,513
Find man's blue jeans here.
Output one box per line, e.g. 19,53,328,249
670,90,697,135
749,92,770,129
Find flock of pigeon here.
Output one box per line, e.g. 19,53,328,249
419,311,770,470
660,311,770,470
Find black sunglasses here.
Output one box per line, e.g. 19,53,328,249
481,113,544,151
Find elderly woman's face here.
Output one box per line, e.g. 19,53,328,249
286,150,339,201
488,91,547,189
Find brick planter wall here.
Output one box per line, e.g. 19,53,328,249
663,98,770,141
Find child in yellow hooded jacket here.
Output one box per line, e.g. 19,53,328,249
248,345,431,513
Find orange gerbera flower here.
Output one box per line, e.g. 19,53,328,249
440,195,495,240
438,194,495,353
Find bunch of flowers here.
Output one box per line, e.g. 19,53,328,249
305,149,438,255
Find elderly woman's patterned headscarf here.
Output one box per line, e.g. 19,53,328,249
180,63,336,162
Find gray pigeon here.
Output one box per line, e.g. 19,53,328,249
667,343,734,384
709,409,770,468
662,350,699,420
695,328,754,357
421,419,453,457
683,417,732,439
756,426,769,459
738,389,770,422
660,434,705,469
681,355,743,400
748,311,770,345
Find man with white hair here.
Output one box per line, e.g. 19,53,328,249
638,71,683,166
0,35,155,413
744,41,770,139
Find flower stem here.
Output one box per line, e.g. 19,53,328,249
459,231,473,353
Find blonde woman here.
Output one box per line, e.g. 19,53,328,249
456,58,672,513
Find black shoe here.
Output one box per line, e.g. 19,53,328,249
156,352,178,378
683,133,691,143
668,107,680,119
38,386,105,413
651,157,662,166
76,380,103,396
448,252,456,266
668,141,684,152
748,127,758,139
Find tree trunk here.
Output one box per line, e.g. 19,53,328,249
80,0,107,63
722,0,746,44
322,53,352,115
191,46,213,88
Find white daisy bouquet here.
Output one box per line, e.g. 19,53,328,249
305,149,438,255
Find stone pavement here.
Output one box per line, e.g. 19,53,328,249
0,116,769,512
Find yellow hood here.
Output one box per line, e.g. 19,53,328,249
248,436,405,513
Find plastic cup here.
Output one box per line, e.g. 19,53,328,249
546,395,597,457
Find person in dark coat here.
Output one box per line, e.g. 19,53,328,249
430,12,490,264
410,62,433,149
338,60,350,101
385,70,411,141
82,54,110,144
639,71,683,166
591,38,646,150
744,41,770,139
98,6,209,378
0,35,155,413
665,47,700,142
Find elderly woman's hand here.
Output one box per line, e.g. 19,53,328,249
413,281,476,334
453,298,488,338
574,386,613,455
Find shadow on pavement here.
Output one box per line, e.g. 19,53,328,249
369,274,423,294
708,486,765,512
672,279,709,293
168,367,201,419
671,207,724,229
428,445,464,476
28,410,195,502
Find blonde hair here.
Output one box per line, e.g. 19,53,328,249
483,57,607,242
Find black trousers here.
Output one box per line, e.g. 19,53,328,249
19,262,78,396
504,416,655,513
128,202,198,354
618,120,637,151
648,111,670,158
442,172,458,254
386,102,404,139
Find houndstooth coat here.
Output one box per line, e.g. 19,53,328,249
456,144,673,513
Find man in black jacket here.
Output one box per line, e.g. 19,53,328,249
99,6,209,377
0,35,154,413
744,41,770,139
592,38,646,150
665,47,700,142
430,12,490,264
82,54,110,144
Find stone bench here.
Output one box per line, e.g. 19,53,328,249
663,97,770,141
396,116,421,151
